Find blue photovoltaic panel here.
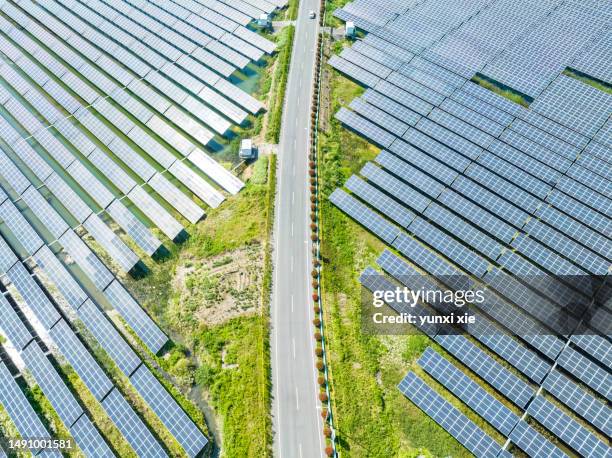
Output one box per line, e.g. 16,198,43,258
130,365,208,458
527,395,610,458
345,175,415,228
408,217,490,277
0,293,32,351
70,414,114,457
398,372,509,458
360,162,431,213
0,363,53,442
102,389,168,458
508,420,569,458
76,299,141,376
329,189,400,244
336,107,396,148
418,347,519,436
543,369,611,437
376,150,445,198
21,342,83,427
104,280,168,354
49,320,113,401
435,335,534,408
33,246,88,310
556,347,611,401
8,262,61,330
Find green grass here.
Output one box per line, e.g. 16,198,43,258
471,74,532,107
318,65,476,456
563,68,612,94
286,0,299,20
266,26,295,143
123,157,276,457
325,0,353,27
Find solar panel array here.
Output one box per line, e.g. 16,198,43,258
331,0,612,456
0,0,288,454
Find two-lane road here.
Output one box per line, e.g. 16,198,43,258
271,1,324,457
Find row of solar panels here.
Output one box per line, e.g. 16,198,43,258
334,0,611,98
0,214,207,456
329,4,611,455
0,0,286,453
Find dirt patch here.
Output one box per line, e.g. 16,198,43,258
173,244,263,326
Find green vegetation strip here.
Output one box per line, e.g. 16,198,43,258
266,26,295,143
563,68,612,94
471,74,532,107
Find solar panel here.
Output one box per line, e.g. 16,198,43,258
418,347,519,435
0,293,33,351
49,319,113,401
341,47,393,79
130,365,208,457
389,139,458,184
76,299,141,376
542,369,611,437
44,173,92,224
169,160,224,208
398,372,509,458
336,107,396,148
359,162,431,212
570,334,612,370
105,201,161,256
376,150,445,198
8,262,61,330
375,80,433,116
0,362,53,442
527,395,609,457
102,389,168,458
70,414,113,457
508,419,569,458
58,230,114,291
329,189,400,244
0,201,44,255
86,148,136,195
21,187,70,239
21,342,83,427
556,347,611,400
127,186,184,240
33,245,88,310
345,175,415,228
104,280,168,354
403,128,471,171
349,98,409,137
435,335,534,408
423,202,502,259
148,174,204,223
416,117,482,160
362,89,421,126
546,190,610,236
409,217,490,277
437,189,516,242
82,214,140,272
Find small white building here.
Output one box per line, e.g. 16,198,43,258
257,13,271,28
240,139,255,160
345,21,356,38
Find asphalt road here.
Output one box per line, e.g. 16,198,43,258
270,1,324,457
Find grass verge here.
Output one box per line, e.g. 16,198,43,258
266,26,295,143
